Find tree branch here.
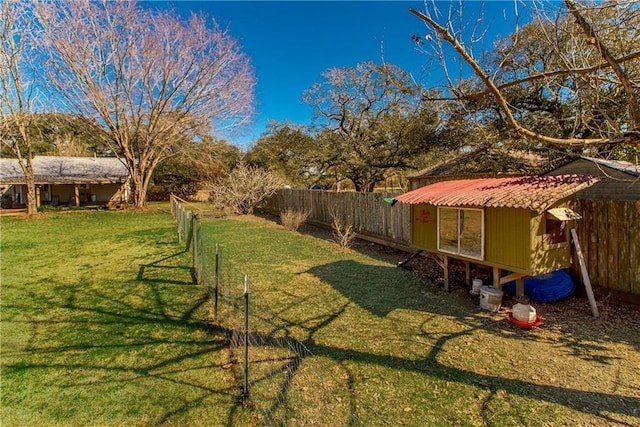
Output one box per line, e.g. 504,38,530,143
564,0,640,129
409,7,639,146
420,51,640,102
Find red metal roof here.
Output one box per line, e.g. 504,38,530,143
394,175,599,213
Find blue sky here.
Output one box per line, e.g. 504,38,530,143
146,1,527,148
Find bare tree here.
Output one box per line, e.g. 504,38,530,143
0,0,40,216
410,0,640,148
36,1,255,207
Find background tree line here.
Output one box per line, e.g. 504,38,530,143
247,1,639,193
3,1,638,216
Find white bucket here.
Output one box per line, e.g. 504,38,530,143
471,279,483,295
480,286,503,312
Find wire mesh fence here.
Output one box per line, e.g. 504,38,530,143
169,195,386,426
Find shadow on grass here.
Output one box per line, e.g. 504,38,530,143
230,294,640,426
137,250,197,286
307,259,470,318
284,259,638,424
2,253,250,426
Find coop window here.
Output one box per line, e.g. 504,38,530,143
544,207,580,247
437,207,484,260
545,217,566,245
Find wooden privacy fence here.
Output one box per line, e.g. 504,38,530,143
267,189,411,248
267,190,640,303
570,199,640,303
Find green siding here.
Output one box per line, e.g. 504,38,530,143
530,202,575,275
411,204,437,250
409,203,578,276
485,207,532,274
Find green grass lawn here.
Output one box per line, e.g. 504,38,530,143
1,210,252,426
2,209,639,426
203,216,640,426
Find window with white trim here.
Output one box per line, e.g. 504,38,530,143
437,207,485,260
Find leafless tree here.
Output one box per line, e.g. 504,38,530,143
0,0,40,216
410,0,640,148
36,0,255,207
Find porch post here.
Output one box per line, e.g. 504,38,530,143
35,185,41,208
74,184,80,207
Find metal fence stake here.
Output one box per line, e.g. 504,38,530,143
242,274,250,399
214,243,219,321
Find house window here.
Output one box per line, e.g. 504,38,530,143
438,207,484,260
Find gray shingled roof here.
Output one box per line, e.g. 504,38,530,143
0,156,129,184
407,147,552,179
582,156,640,177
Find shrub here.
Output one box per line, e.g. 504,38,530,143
328,205,357,250
207,163,286,214
280,209,310,231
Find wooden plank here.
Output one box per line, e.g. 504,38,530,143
596,200,609,288
618,202,631,293
571,228,599,317
629,201,640,296
493,267,502,290
499,272,527,286
427,251,445,270
607,201,620,291
443,255,450,292
585,200,599,288
515,278,525,298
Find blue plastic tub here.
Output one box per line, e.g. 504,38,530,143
506,270,575,302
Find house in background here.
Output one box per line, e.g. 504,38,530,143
545,156,640,200
407,147,558,190
0,156,129,209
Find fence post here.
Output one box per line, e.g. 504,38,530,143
242,274,250,399
214,243,219,321
184,211,194,251
177,205,184,244
191,213,199,274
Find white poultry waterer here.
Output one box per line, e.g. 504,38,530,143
512,296,537,323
